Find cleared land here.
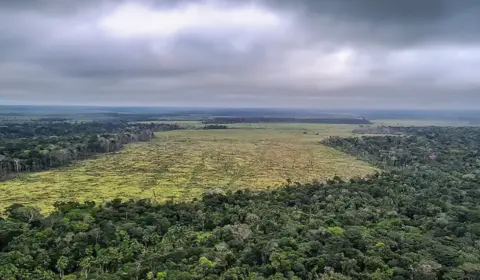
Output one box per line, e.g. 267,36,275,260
372,119,475,126
0,123,377,212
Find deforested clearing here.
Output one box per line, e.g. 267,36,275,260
0,123,376,212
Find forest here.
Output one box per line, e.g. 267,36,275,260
204,117,371,125
1,126,480,279
0,122,179,180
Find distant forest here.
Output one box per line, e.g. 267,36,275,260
2,126,480,279
3,105,480,124
205,117,372,125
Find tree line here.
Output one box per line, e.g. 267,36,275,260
323,126,480,181
204,117,371,125
2,126,480,279
0,122,179,180
203,125,229,130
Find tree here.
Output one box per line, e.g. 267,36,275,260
56,256,69,280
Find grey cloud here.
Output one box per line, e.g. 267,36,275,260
28,34,270,80
267,0,480,46
0,0,479,108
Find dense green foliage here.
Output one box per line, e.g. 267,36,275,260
2,126,480,279
0,122,179,179
324,126,480,180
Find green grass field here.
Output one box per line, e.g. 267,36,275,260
0,123,377,212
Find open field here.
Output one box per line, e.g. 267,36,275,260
0,123,377,212
372,119,476,126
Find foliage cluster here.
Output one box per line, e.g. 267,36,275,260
324,126,480,179
203,125,229,130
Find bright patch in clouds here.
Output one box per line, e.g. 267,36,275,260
98,2,283,38
384,46,480,87
273,46,369,89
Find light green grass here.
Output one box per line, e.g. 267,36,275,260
0,124,377,212
160,121,362,134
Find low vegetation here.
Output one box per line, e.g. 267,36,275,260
0,124,375,212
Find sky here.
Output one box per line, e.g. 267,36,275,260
1,0,479,109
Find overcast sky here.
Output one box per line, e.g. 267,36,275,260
1,0,479,109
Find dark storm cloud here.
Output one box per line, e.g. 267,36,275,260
0,0,479,108
269,0,480,46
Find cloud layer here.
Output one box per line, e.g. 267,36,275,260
1,0,479,108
